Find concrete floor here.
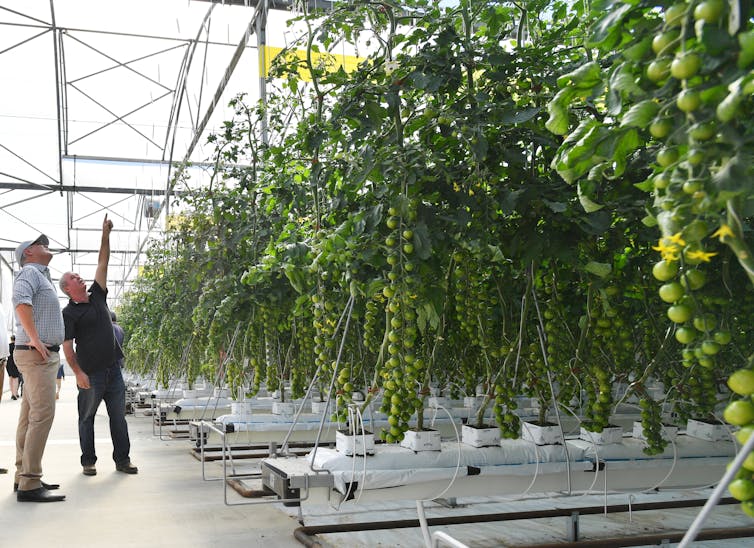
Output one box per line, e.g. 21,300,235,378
0,377,302,548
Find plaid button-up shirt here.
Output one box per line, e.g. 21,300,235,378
12,263,64,346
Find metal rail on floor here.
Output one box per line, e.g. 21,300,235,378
291,497,751,547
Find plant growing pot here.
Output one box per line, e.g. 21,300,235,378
311,399,330,414
685,418,729,442
428,396,449,409
461,423,501,447
272,401,296,415
632,421,678,442
579,424,623,445
521,420,563,445
231,401,253,416
335,429,375,456
400,428,442,451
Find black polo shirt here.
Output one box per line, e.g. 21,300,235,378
62,281,123,374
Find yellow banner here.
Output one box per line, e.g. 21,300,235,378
259,45,364,80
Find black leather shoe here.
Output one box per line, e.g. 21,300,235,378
14,481,59,492
17,487,65,502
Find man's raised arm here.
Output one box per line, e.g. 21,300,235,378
94,214,113,291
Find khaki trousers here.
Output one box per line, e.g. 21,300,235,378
14,349,59,491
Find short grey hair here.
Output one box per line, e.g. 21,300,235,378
59,273,70,294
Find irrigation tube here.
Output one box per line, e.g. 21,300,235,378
679,428,754,546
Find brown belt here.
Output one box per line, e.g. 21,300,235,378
15,344,60,353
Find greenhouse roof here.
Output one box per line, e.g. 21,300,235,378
0,0,334,307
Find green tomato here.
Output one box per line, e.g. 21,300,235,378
676,89,701,112
697,355,714,368
692,313,716,331
649,118,674,139
652,30,680,55
739,30,754,69
729,478,754,501
658,282,684,303
694,0,725,23
737,425,754,445
675,326,697,344
667,304,693,323
686,148,705,165
742,500,754,518
665,3,687,27
729,369,754,396
647,58,672,83
653,259,679,281
714,330,732,345
681,269,706,290
653,173,671,190
657,147,679,167
681,179,704,194
701,340,721,355
682,218,709,241
671,52,701,80
688,121,716,141
724,399,754,426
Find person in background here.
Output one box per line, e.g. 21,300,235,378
56,363,65,399
110,311,124,368
6,335,22,400
0,309,7,475
0,308,7,402
60,215,137,477
12,233,65,502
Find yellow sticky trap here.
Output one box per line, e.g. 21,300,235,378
260,45,364,81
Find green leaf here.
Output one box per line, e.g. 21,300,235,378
578,181,604,212
610,128,641,177
552,120,600,184
623,35,652,61
634,178,654,192
543,199,567,213
589,3,633,47
546,104,570,135
487,245,507,264
641,214,658,227
557,61,602,90
620,100,659,128
698,23,735,56
500,107,541,124
713,154,753,196
584,261,612,278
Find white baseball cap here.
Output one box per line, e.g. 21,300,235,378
15,234,49,265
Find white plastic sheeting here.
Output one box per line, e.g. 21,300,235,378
307,441,592,493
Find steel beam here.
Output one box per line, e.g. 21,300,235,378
0,182,185,196
194,0,334,10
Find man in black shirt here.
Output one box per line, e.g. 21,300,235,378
60,215,137,477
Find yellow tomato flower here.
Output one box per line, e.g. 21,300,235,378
667,232,686,246
684,249,718,262
652,238,682,262
712,224,735,241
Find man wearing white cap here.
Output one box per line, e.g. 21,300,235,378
12,234,65,502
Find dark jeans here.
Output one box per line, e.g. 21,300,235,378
78,365,131,466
